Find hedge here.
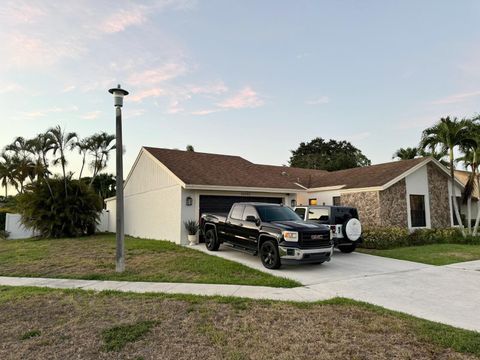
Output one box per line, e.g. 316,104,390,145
360,227,480,250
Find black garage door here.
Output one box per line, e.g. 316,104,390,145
199,195,283,218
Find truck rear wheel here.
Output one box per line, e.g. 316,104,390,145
260,240,281,269
205,229,220,251
338,242,357,253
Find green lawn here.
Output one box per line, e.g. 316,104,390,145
0,234,299,288
359,243,480,265
0,286,479,359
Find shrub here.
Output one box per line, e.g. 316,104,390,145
361,227,410,249
361,226,480,249
16,178,102,238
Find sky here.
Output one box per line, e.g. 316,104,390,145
1,0,480,179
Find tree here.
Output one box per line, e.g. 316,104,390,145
47,125,77,196
186,145,195,152
75,137,92,180
88,173,116,202
392,147,418,160
420,117,475,235
0,153,18,197
88,132,115,186
289,138,371,171
457,119,480,235
16,178,102,238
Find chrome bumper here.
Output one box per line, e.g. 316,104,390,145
278,246,333,261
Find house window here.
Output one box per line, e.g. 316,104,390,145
309,198,318,205
332,196,341,206
410,195,426,227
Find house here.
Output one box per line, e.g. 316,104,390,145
454,170,479,222
105,147,465,244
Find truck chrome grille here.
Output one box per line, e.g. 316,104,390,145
300,232,332,248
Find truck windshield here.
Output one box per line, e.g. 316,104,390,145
256,206,302,222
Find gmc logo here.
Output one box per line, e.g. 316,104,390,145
310,234,324,240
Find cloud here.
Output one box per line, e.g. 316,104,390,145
0,83,23,94
217,86,264,109
99,7,147,34
166,100,184,114
127,62,188,86
187,81,228,95
62,85,76,93
191,108,222,116
305,96,330,105
130,88,166,102
20,105,79,119
80,111,102,120
0,2,46,24
430,91,480,105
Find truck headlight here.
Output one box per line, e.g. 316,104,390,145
282,231,298,242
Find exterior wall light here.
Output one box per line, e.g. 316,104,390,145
186,196,193,206
290,199,297,208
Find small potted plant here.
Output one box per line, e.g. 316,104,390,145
184,220,199,245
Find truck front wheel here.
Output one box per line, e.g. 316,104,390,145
205,229,220,251
260,240,281,269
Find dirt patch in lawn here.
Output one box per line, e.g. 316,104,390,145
0,288,476,360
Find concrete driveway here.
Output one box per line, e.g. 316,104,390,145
195,244,480,332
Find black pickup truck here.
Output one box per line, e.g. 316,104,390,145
200,202,333,269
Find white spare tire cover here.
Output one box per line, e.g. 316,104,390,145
343,218,362,241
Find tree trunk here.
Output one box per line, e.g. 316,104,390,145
61,150,67,198
467,197,472,234
473,175,480,236
450,150,465,236
79,153,86,180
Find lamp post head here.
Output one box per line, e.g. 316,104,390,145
108,84,129,107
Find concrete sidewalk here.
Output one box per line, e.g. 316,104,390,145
1,260,480,333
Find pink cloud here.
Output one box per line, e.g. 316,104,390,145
128,63,188,85
430,91,480,105
217,86,264,109
187,81,228,95
166,100,184,114
100,7,147,34
0,83,24,94
130,88,166,102
80,111,102,120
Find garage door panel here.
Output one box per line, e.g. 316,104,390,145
199,195,283,217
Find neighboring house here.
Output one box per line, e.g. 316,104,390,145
454,170,479,222
105,147,465,244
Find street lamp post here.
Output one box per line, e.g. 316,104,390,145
108,84,129,273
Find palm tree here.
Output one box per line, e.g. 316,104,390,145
392,147,418,160
458,120,480,235
76,137,92,180
47,125,77,196
418,147,449,166
186,145,195,152
0,153,17,197
88,132,115,186
5,136,32,160
27,133,54,181
420,117,474,235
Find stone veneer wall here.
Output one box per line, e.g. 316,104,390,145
379,179,408,227
427,162,451,228
341,191,381,227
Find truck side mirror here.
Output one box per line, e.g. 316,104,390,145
246,215,261,226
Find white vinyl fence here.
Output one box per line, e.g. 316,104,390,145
4,210,110,239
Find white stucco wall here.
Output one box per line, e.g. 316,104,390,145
297,190,341,206
106,150,183,243
4,213,39,239
405,165,431,229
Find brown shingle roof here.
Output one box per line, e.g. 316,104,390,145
308,157,428,189
144,147,304,190
143,147,430,191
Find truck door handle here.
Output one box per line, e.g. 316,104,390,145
238,223,243,227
